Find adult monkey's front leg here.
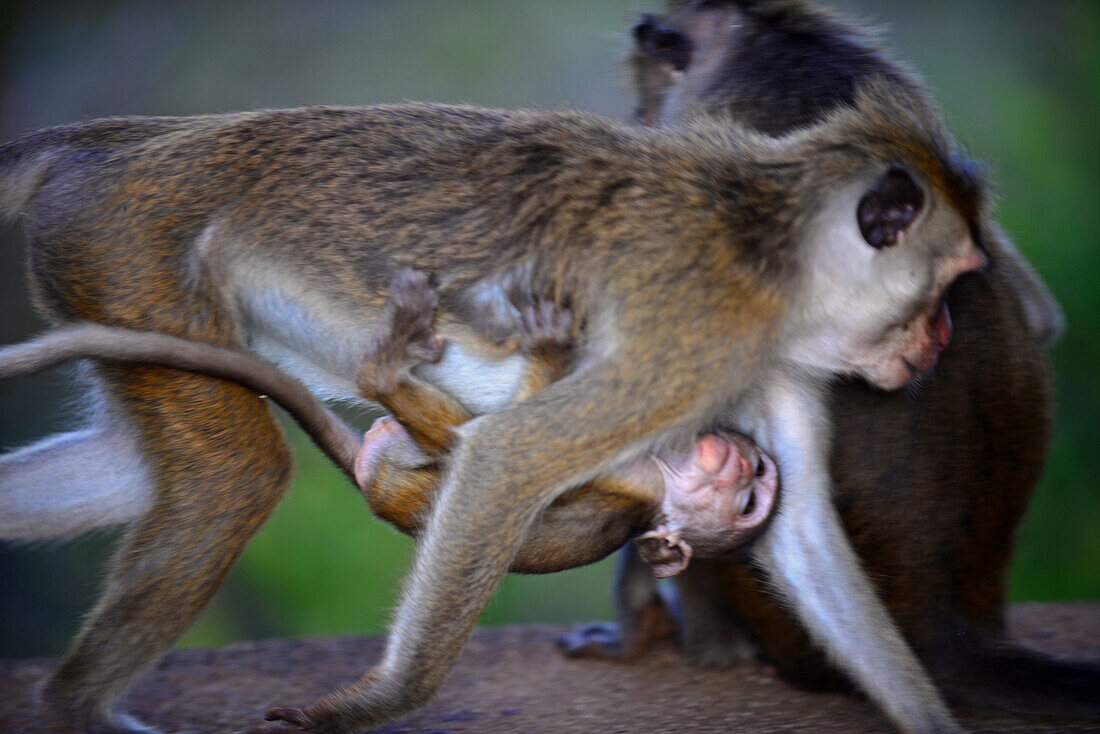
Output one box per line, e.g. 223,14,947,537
267,337,731,732
750,374,958,734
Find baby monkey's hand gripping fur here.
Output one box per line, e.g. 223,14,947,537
0,89,985,733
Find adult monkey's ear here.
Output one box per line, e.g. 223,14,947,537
857,164,925,248
633,13,693,72
636,527,693,578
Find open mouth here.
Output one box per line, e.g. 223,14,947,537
931,300,953,350
898,299,952,383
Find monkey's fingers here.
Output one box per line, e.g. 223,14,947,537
386,268,444,363
264,708,309,726
636,529,692,578
517,300,574,351
262,707,343,734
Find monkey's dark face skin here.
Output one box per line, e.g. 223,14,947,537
634,13,694,72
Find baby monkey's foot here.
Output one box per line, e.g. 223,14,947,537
354,415,432,485
354,415,402,489
358,268,444,394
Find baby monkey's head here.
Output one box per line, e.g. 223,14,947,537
638,431,778,578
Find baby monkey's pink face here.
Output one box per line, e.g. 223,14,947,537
656,431,777,535
639,431,778,578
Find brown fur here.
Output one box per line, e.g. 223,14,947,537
2,85,980,732
595,0,1098,721
353,272,772,575
0,322,654,576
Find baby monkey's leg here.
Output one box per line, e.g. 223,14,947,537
352,269,577,535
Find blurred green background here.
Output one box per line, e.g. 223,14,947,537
0,0,1097,657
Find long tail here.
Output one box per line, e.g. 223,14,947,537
0,325,362,483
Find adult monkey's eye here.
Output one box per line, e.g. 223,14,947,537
755,454,767,477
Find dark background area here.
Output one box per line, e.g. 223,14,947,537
1,0,1097,658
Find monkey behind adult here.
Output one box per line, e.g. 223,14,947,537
567,0,1100,721
1,88,987,732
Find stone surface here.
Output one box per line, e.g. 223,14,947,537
2,602,1098,733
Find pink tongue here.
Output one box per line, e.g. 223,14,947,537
932,302,953,350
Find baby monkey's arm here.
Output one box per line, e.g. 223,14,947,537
355,269,777,576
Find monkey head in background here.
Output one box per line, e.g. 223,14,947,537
567,0,1099,721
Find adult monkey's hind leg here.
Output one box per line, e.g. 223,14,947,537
42,365,293,734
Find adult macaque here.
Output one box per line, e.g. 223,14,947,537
0,86,985,733
569,0,1099,721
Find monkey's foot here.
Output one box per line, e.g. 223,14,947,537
557,596,676,661
556,623,628,660
354,415,405,489
358,268,444,395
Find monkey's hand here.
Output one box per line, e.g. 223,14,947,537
635,525,692,578
261,707,332,733
517,299,574,352
259,669,414,733
262,705,345,734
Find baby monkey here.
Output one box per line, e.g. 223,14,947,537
0,269,777,578
353,269,778,578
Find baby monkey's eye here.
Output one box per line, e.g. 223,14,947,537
754,454,767,477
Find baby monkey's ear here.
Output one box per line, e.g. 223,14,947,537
857,164,925,249
636,526,693,578
632,13,693,72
